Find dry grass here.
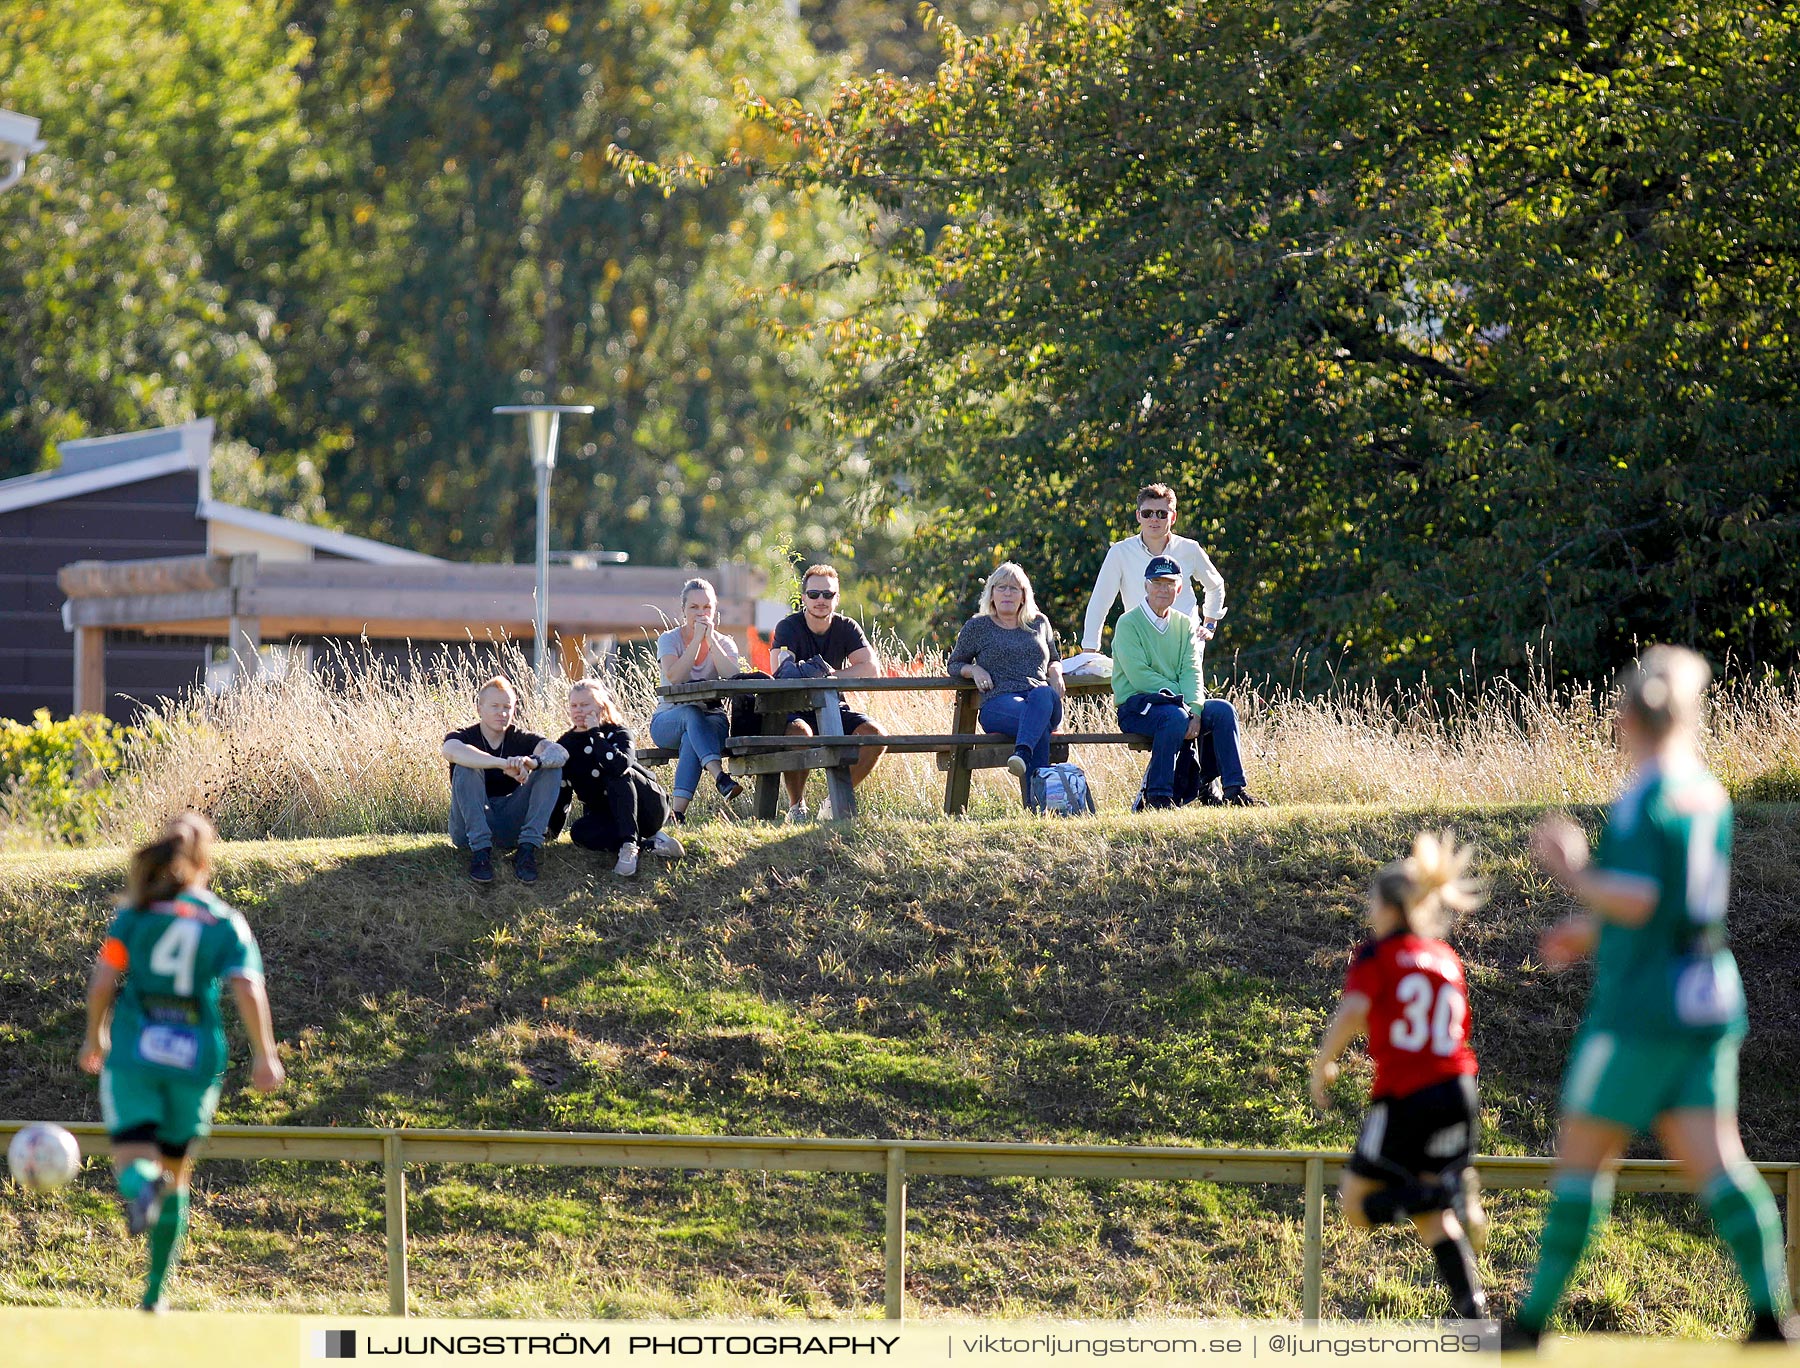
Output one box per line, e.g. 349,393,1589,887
3,638,1794,845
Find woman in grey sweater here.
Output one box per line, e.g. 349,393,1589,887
947,563,1069,789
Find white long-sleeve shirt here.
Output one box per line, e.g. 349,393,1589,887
1081,533,1226,652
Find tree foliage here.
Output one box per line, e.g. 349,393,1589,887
270,0,859,568
754,0,1800,681
1,0,858,570
0,1,309,501
798,0,1035,80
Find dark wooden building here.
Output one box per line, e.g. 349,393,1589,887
6,419,780,725
0,420,438,724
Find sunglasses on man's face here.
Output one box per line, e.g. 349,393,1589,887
1138,508,1171,520
805,589,837,600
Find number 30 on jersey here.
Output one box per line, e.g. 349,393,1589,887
1389,972,1467,1056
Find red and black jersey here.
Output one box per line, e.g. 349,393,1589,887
1343,931,1478,1100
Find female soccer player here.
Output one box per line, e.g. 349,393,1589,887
1310,830,1489,1320
1510,646,1792,1347
76,811,284,1312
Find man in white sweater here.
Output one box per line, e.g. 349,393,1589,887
1081,483,1226,655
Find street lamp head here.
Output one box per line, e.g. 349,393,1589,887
493,403,594,675
494,404,596,472
0,109,46,194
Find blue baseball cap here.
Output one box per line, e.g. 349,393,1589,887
1144,555,1183,581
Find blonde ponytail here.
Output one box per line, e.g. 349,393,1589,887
1372,829,1485,937
123,811,216,908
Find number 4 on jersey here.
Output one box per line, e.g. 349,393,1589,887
1390,972,1467,1057
148,918,201,996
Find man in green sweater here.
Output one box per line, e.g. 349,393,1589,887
1113,556,1262,808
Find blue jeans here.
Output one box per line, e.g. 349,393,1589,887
650,704,729,801
979,687,1065,773
449,763,561,851
1118,694,1246,802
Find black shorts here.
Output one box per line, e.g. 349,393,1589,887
1347,1074,1479,1185
785,705,875,737
112,1121,191,1160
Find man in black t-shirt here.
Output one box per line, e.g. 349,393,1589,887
768,563,888,821
440,676,567,884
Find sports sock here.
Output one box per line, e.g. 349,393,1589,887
143,1188,190,1308
116,1157,160,1203
1701,1163,1789,1317
1430,1233,1487,1319
1518,1170,1613,1332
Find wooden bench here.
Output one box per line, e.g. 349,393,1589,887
651,675,1150,819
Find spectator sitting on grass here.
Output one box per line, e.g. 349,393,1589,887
1113,556,1262,809
770,563,888,822
548,679,684,880
441,676,567,884
648,577,744,822
946,562,1068,804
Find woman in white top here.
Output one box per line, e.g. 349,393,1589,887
1081,482,1226,653
648,577,744,818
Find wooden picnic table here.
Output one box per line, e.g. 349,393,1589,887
653,675,1145,819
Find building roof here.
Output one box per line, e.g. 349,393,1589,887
0,418,438,564
197,498,439,565
0,421,210,515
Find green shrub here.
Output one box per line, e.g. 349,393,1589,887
0,709,134,844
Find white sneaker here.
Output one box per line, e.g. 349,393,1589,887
1006,750,1030,779
786,803,812,824
649,829,685,859
612,844,639,878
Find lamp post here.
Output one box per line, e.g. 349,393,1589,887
493,404,594,675
0,109,46,194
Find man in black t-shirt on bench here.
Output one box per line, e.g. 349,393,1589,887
768,563,888,822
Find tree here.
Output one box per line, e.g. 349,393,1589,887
743,0,1800,681
3,0,863,577
798,0,1034,80
269,0,859,572
0,0,317,516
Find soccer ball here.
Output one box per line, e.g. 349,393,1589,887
7,1124,82,1192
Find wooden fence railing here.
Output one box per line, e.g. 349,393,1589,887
4,1121,1795,1322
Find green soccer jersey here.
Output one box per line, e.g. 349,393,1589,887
101,889,264,1083
1585,756,1743,1039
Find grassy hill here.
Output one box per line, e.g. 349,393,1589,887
3,806,1798,1328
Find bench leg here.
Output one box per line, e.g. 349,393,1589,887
823,759,857,821
815,688,859,820
944,689,979,816
754,773,782,821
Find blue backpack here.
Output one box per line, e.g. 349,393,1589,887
1029,762,1096,816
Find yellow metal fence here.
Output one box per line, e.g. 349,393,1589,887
4,1121,1796,1320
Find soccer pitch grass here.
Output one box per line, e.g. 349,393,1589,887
3,1305,1790,1368
4,814,1798,1325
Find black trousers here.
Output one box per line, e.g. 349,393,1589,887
567,772,669,851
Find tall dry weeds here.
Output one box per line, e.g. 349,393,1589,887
13,638,1800,845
